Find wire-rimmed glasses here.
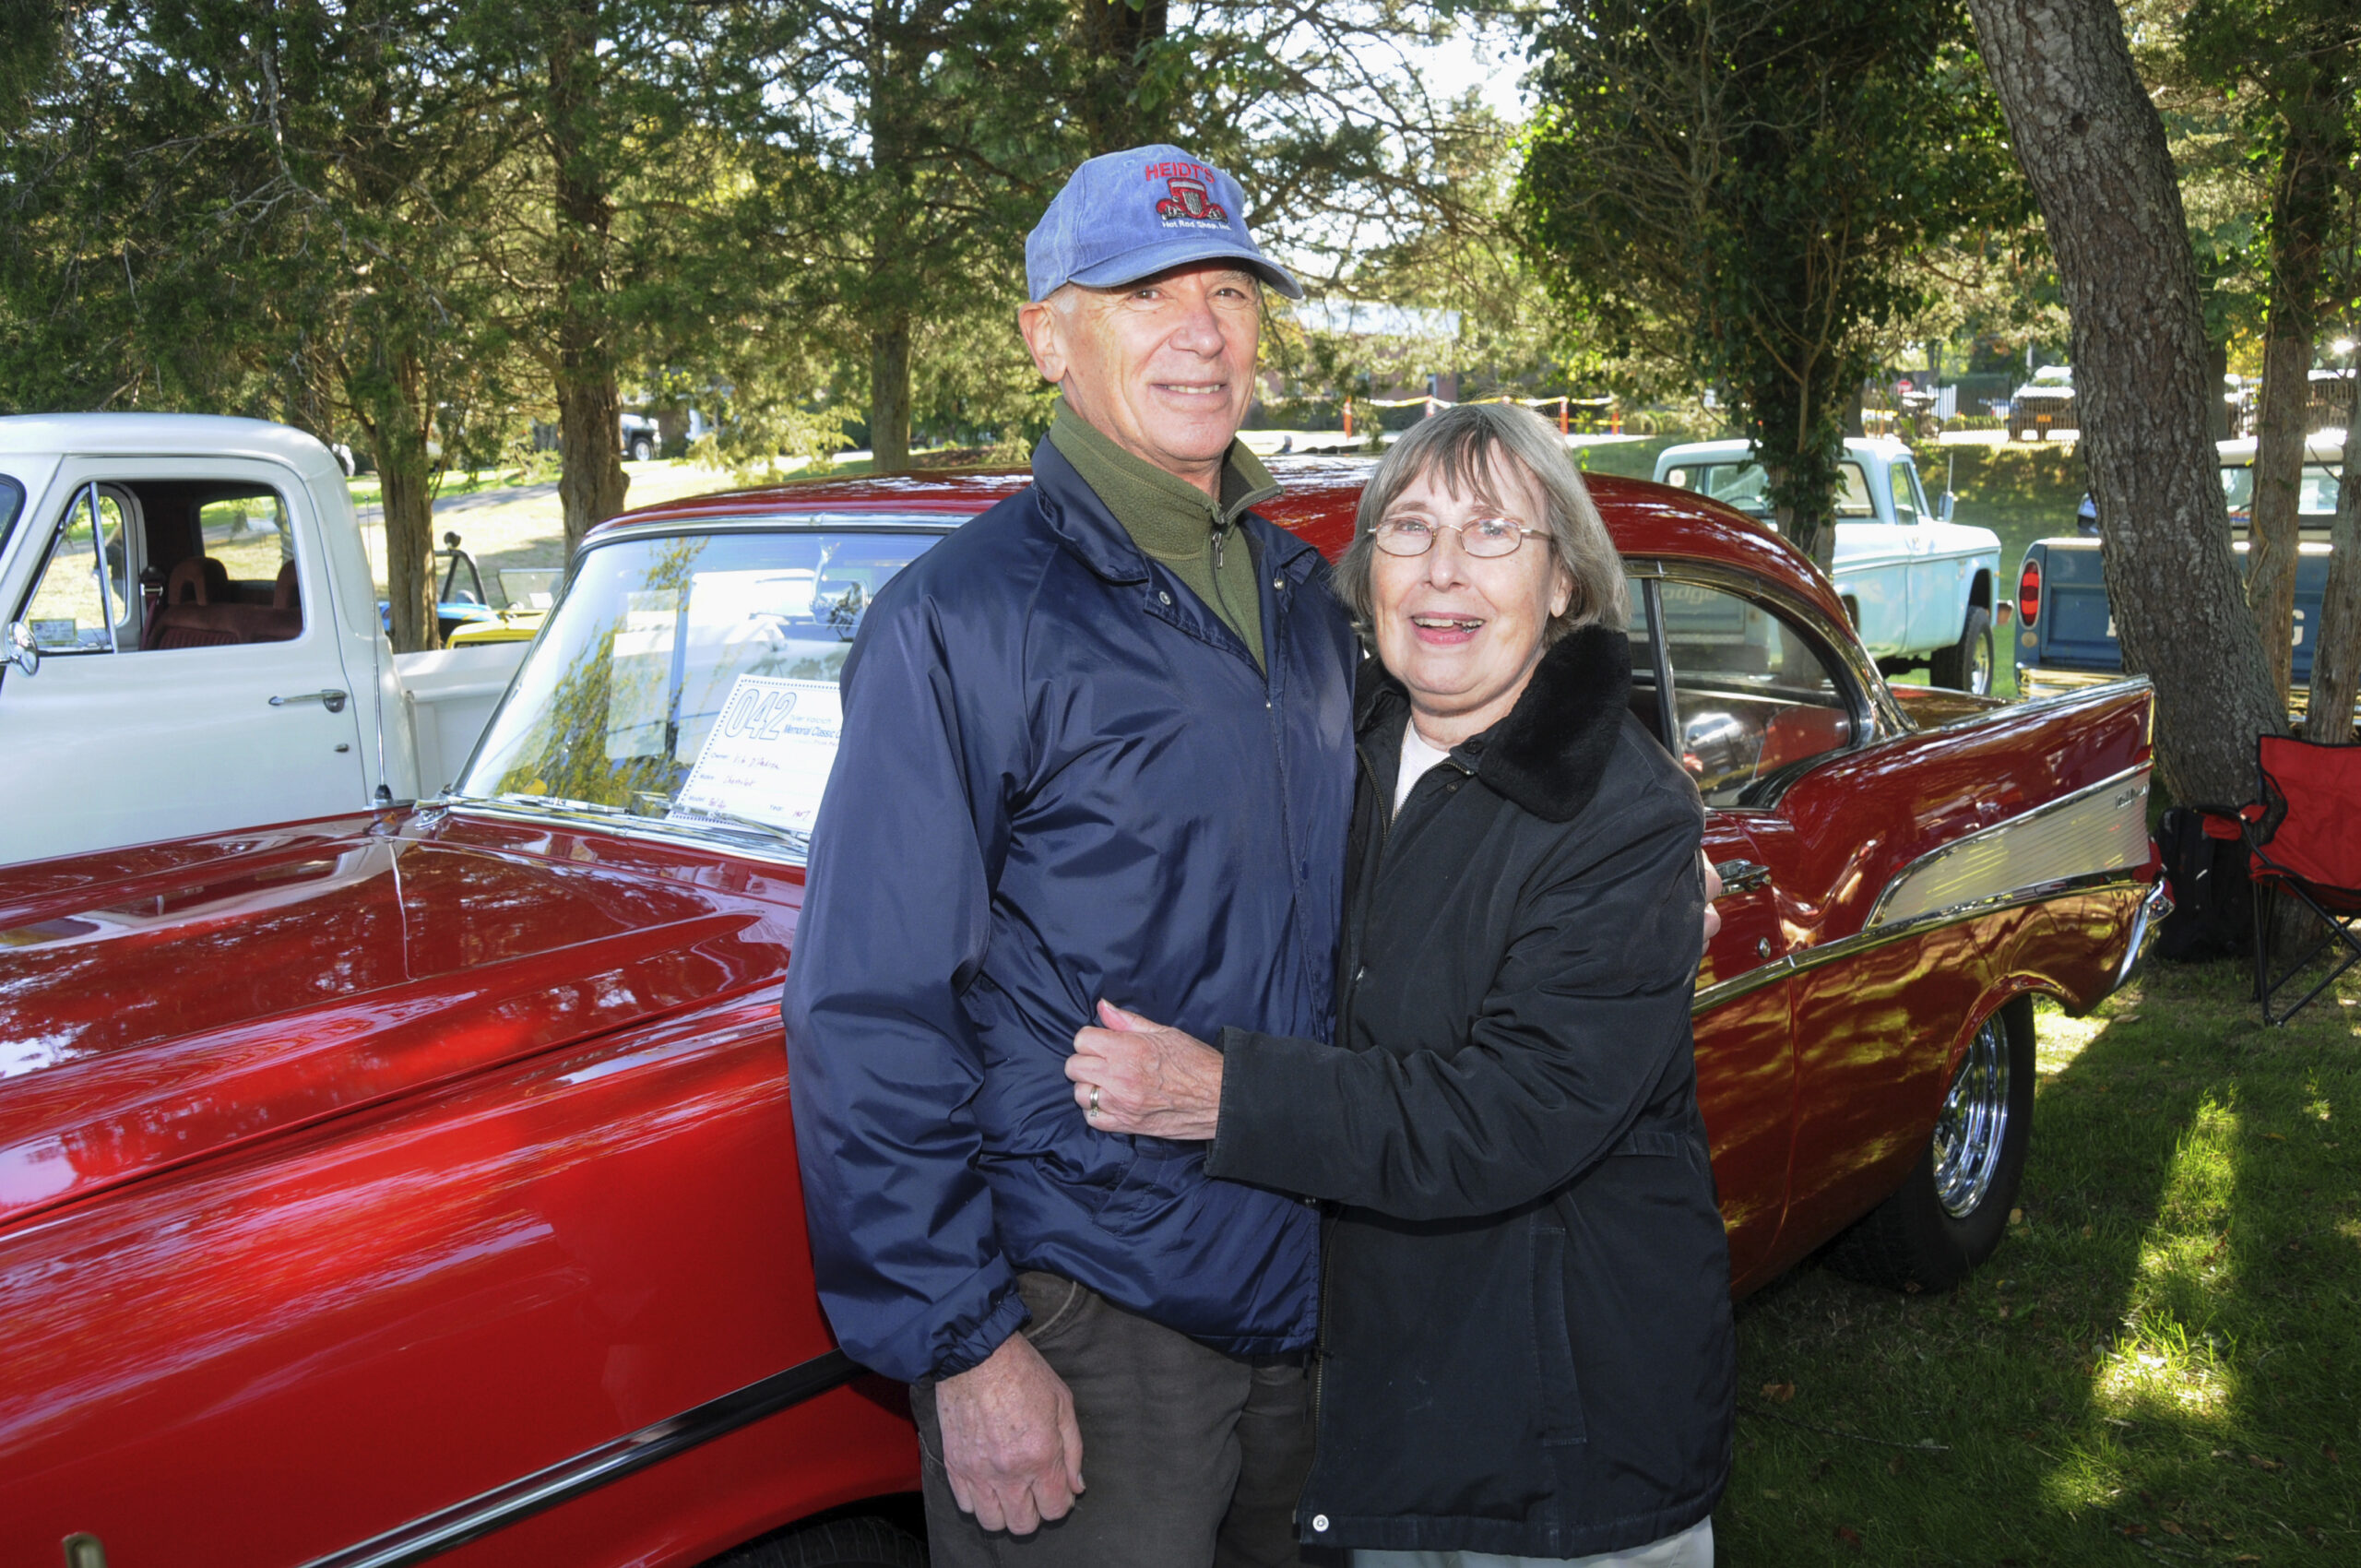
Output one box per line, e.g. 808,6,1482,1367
1370,515,1546,558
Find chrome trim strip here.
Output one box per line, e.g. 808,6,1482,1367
582,514,963,555
296,1351,862,1568
434,800,806,868
1864,764,2152,929
1691,865,2153,1016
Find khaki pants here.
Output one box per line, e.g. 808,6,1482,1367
911,1271,1326,1568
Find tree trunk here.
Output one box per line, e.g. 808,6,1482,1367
2308,377,2361,744
869,310,913,473
1964,0,2283,806
357,351,439,654
548,3,626,549
1073,0,1169,146
2247,90,2339,711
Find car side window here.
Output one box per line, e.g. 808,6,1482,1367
1659,580,1855,805
18,489,134,654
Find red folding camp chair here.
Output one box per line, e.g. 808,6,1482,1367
2221,734,2361,1025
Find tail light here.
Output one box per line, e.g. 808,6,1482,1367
2017,558,2042,628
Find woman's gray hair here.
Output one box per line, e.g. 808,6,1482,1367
1334,401,1629,645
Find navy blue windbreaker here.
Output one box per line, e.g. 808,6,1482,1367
782,442,1358,1384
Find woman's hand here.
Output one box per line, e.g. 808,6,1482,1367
1067,1000,1225,1141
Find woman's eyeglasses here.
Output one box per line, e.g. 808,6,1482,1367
1370,516,1545,559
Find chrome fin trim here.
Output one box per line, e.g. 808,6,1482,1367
1691,865,2156,1016
1865,765,2152,930
296,1350,861,1568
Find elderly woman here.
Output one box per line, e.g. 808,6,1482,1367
1067,402,1733,1566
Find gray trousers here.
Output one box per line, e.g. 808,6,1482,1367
910,1271,1325,1568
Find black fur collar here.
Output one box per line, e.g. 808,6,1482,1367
1356,623,1632,824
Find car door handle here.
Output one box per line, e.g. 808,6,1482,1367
270,688,349,713
1713,858,1772,895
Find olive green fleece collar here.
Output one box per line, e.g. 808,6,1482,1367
1044,403,1279,559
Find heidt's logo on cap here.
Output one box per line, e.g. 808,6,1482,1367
1145,160,1228,227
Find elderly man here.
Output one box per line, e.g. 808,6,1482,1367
782,145,1350,1566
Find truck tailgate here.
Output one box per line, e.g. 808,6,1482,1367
396,643,528,795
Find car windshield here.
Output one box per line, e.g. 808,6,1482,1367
2220,462,2341,520
452,526,944,858
0,476,21,557
1659,460,1876,519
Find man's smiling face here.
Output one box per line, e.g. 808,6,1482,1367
1019,261,1263,495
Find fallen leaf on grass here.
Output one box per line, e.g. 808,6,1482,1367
2010,1207,2025,1225
2324,1443,2341,1464
2247,1454,2285,1471
2120,1523,2147,1536
2082,1224,2095,1238
2264,1132,2287,1141
2233,1557,2261,1563
2162,1522,2185,1536
1888,1455,1905,1475
1834,1525,1863,1550
1762,1381,1796,1403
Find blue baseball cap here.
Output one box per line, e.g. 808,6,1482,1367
1026,144,1303,303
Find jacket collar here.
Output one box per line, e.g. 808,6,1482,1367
1353,623,1632,824
1032,436,1322,588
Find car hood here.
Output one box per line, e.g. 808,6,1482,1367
0,812,800,1228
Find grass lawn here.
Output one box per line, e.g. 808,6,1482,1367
1717,954,2358,1565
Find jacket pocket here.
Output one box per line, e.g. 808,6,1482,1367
1530,1218,1587,1447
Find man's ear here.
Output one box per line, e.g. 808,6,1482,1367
1017,298,1067,386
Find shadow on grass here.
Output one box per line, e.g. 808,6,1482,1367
1715,956,2356,1565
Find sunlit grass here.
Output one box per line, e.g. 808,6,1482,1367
1719,955,2358,1563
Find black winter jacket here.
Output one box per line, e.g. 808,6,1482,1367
1206,623,1735,1558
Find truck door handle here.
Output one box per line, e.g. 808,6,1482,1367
1713,859,1772,895
270,688,349,713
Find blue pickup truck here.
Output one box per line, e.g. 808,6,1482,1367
2015,435,2341,707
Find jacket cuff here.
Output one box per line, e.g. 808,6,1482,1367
929,1275,1030,1382
1206,1025,1321,1189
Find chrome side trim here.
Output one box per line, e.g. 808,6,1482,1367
297,1351,862,1568
1866,764,2152,929
1691,865,2154,1016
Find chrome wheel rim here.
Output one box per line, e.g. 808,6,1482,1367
1969,629,1995,695
1932,1016,2010,1218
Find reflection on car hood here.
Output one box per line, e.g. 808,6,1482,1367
0,813,798,1228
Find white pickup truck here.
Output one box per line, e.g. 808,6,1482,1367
0,414,528,864
1654,435,2006,693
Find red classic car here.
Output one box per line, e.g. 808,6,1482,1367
0,463,2165,1568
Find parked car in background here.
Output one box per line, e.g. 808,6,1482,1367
1654,436,2006,692
623,412,661,463
0,462,2165,1568
0,415,527,866
2016,434,2343,710
2006,364,2074,442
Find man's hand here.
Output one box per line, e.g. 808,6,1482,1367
1068,1000,1226,1140
1702,852,1725,944
934,1332,1085,1534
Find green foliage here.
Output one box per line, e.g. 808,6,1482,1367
1516,0,2026,562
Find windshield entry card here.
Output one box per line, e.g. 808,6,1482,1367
677,674,843,834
